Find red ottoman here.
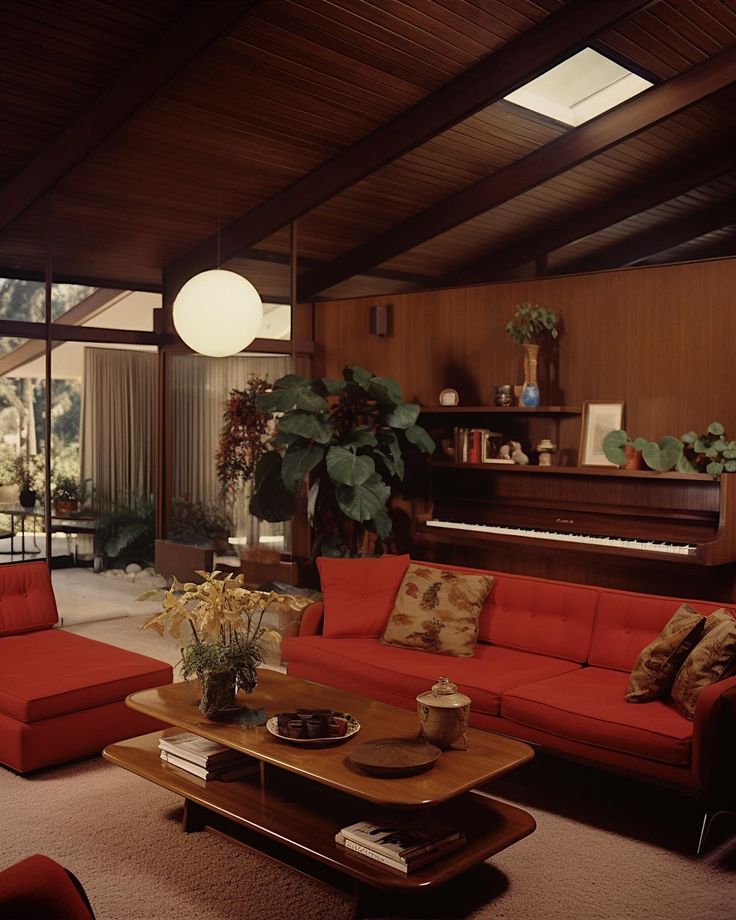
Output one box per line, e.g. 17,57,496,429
0,561,172,773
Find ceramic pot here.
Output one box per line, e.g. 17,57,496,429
623,445,644,470
416,677,471,750
54,499,79,516
199,670,236,719
19,489,36,509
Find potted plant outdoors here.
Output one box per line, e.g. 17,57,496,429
52,476,82,515
140,571,312,719
249,366,436,558
14,454,42,508
504,303,559,408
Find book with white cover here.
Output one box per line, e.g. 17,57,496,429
158,732,253,768
160,750,258,781
335,832,465,873
340,818,464,863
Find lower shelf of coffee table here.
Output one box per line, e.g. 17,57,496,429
104,731,536,891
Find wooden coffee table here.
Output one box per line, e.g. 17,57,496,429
104,671,535,914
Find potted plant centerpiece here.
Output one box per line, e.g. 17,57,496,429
249,366,435,557
504,303,559,408
140,571,312,719
52,476,81,515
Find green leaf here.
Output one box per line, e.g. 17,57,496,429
676,452,699,473
346,366,374,390
295,388,328,412
405,423,435,454
281,444,324,490
249,454,296,522
368,376,403,404
641,436,682,472
278,411,332,443
326,446,376,485
384,438,405,481
725,461,736,473
367,508,393,540
321,378,346,396
632,437,648,451
706,461,724,478
386,402,420,430
694,438,710,454
335,473,390,522
708,422,725,436
601,429,629,466
724,450,736,460
256,388,299,413
343,428,378,450
681,431,698,445
713,439,728,452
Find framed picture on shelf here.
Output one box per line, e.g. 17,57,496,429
579,401,625,467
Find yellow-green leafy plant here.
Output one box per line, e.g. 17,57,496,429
140,571,311,717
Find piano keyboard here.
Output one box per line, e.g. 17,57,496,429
425,520,697,555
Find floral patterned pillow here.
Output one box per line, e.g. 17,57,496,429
671,609,736,719
380,564,493,658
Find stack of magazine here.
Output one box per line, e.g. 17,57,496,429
336,818,466,873
158,732,259,781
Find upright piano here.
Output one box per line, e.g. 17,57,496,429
415,464,736,599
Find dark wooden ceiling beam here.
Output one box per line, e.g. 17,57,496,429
558,195,736,274
0,1,258,235
165,0,653,295
450,145,736,284
301,45,736,300
639,235,736,266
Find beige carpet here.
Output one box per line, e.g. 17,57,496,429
1,615,734,919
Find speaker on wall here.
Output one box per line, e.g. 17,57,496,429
369,303,390,336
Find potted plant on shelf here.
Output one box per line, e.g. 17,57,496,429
602,422,736,477
52,476,81,515
249,366,436,557
140,570,312,719
504,303,559,408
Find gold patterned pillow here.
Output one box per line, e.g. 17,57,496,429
380,564,493,658
625,604,706,703
671,609,736,719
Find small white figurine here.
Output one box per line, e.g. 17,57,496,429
498,444,511,460
509,441,529,465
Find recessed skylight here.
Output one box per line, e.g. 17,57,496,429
504,48,652,127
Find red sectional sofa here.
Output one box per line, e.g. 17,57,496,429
282,562,736,798
0,561,173,773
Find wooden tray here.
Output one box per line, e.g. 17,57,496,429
348,738,442,777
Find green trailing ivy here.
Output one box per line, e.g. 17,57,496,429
249,366,435,557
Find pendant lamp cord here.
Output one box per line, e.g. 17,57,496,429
217,191,221,269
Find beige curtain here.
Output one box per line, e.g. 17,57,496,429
168,354,291,545
80,347,156,511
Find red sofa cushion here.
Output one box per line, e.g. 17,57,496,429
0,562,58,637
589,590,728,672
317,554,409,637
0,629,172,722
282,636,580,716
501,668,693,766
0,854,94,920
480,572,599,663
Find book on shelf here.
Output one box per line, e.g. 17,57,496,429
339,818,466,864
159,750,259,782
158,731,254,769
335,831,466,873
453,427,504,464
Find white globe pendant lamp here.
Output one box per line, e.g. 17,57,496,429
173,268,263,357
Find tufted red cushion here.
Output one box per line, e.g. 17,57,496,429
502,668,693,766
589,590,727,672
317,554,410,637
480,572,598,663
0,562,58,637
0,629,172,722
282,635,580,715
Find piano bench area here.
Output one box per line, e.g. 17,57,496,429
282,560,736,804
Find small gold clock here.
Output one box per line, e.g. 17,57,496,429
438,388,459,406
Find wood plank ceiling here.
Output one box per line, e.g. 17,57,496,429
0,0,735,303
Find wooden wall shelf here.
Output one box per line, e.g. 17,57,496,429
420,405,581,415
430,462,713,481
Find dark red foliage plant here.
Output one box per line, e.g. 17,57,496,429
216,376,273,495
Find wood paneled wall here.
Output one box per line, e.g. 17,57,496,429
315,258,736,453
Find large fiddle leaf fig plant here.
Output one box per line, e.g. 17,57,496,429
249,366,435,556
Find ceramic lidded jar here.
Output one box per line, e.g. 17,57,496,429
416,677,471,750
